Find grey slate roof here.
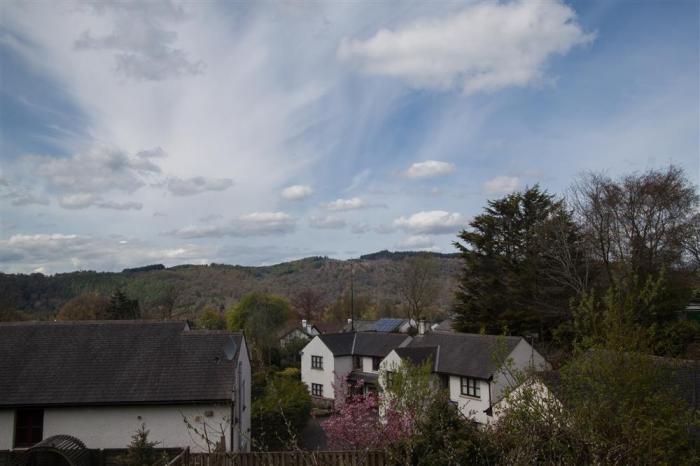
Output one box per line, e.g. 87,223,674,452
318,332,410,357
0,320,243,407
394,346,437,370
407,333,523,379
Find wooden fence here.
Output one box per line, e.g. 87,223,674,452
189,450,386,466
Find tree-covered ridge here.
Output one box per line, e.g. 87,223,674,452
0,252,461,321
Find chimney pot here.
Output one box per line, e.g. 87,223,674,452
418,320,426,336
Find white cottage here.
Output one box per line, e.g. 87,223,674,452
300,332,411,402
0,320,251,453
380,332,549,425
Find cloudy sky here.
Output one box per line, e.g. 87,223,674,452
1,0,698,274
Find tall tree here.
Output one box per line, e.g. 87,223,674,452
396,255,440,324
107,289,140,320
227,292,289,366
453,186,583,336
291,288,326,321
571,165,699,285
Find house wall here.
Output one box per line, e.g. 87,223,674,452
0,405,231,453
234,337,252,453
361,356,379,373
0,410,13,450
448,376,491,424
301,337,337,400
491,339,550,405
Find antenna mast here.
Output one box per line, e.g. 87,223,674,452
350,262,355,332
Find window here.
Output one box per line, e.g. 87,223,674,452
14,409,43,448
311,383,323,397
460,377,480,398
372,357,381,371
353,355,362,370
440,374,450,390
311,355,323,370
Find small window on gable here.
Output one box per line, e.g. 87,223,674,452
311,355,323,370
460,377,480,398
14,408,43,448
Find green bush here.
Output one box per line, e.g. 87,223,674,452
251,374,311,451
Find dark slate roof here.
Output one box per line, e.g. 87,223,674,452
407,333,523,379
0,320,243,407
395,346,438,370
342,320,376,332
317,332,356,356
317,332,410,357
314,322,344,334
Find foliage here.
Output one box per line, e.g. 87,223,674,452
251,374,312,451
453,185,583,337
56,293,110,320
279,337,308,368
197,307,226,330
116,424,168,466
395,392,497,466
227,292,289,366
107,289,140,320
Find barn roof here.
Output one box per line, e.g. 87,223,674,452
0,320,244,407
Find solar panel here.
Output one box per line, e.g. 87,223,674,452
372,318,405,332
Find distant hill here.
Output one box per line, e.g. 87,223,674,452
0,251,462,321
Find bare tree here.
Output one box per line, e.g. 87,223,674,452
570,165,698,284
682,213,700,270
291,288,326,321
397,255,440,323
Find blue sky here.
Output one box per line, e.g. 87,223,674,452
0,0,698,273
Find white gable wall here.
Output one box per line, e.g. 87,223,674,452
491,339,550,405
301,336,347,400
448,376,492,424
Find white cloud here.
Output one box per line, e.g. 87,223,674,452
0,233,210,273
57,193,142,210
394,210,467,234
309,215,346,230
0,178,49,207
405,160,455,179
396,235,434,250
325,197,385,211
168,211,296,238
281,184,313,201
338,0,594,94
29,145,162,195
483,176,520,194
166,176,234,196
73,1,204,81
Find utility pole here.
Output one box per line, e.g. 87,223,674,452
350,261,355,332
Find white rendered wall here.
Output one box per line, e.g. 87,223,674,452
301,337,337,400
361,356,379,373
491,339,550,406
448,376,491,424
235,338,252,453
26,405,231,452
0,410,13,450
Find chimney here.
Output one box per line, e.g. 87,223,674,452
418,319,426,336
347,318,353,328
301,319,308,331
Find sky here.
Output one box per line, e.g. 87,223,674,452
0,0,698,274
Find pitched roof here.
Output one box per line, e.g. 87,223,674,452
407,332,523,379
315,321,344,334
371,318,409,332
394,346,437,370
317,332,410,357
0,320,243,407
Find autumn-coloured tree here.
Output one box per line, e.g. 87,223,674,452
57,293,110,321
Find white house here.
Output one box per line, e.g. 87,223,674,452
379,331,550,425
300,332,411,402
0,320,251,453
278,319,320,348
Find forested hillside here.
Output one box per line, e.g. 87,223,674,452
0,251,461,321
